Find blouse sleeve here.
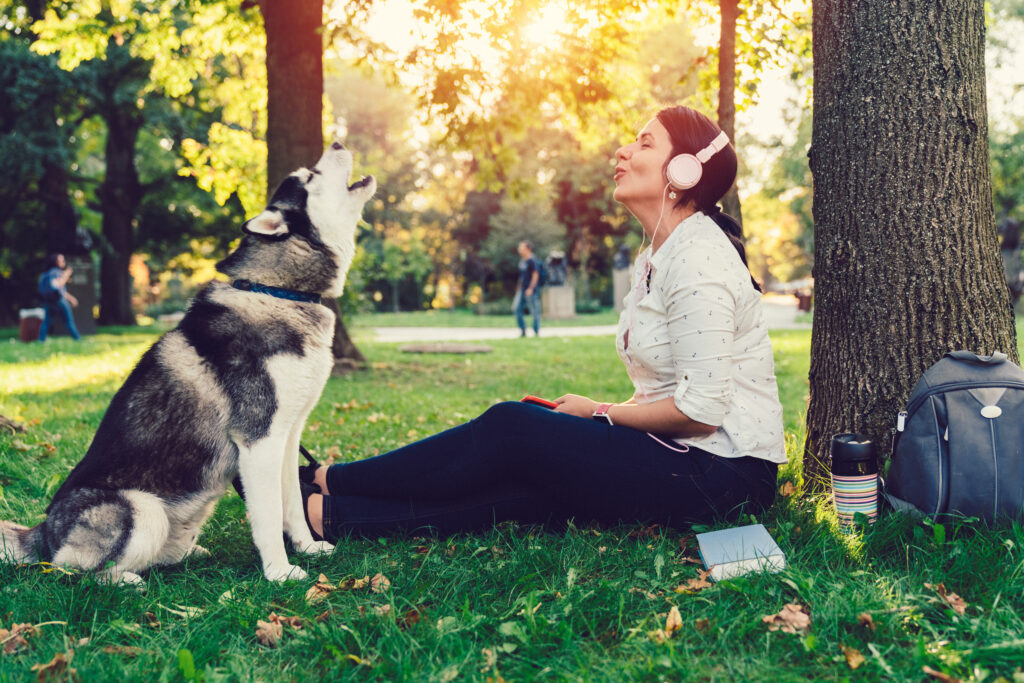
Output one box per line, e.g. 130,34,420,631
662,248,737,426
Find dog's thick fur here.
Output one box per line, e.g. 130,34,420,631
0,143,375,587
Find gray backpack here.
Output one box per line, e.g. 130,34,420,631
884,351,1024,523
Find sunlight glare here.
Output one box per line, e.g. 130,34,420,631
522,3,568,47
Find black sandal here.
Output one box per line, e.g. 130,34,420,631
300,480,324,542
298,444,322,486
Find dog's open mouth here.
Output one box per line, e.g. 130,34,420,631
348,176,372,191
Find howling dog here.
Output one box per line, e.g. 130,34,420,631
0,142,374,587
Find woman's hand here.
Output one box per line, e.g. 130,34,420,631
553,393,600,419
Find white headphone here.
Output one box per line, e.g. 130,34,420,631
665,130,731,190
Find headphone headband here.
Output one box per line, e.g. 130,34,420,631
695,131,731,163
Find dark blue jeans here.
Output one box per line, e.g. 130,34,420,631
513,289,540,335
320,402,778,539
39,298,80,341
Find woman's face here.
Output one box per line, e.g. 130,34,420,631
613,118,674,207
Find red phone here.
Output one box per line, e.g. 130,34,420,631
521,395,558,409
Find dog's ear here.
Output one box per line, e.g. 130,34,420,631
243,210,290,240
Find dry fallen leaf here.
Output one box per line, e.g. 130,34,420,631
31,653,76,682
762,603,811,634
857,612,876,631
664,606,683,633
373,605,392,617
143,611,160,628
305,573,339,603
480,647,497,672
398,608,424,630
922,665,964,683
694,618,710,632
255,619,283,647
924,583,968,615
628,587,660,600
370,573,391,593
102,645,142,657
841,644,865,669
30,651,77,682
674,569,714,593
315,609,334,623
778,481,797,497
344,576,371,591
0,622,35,655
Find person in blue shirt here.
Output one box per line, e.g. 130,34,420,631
514,240,541,337
38,253,81,342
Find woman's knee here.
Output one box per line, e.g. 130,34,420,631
476,401,535,432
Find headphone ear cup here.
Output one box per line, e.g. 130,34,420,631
666,154,702,190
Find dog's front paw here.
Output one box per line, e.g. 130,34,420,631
295,539,335,556
263,563,308,582
186,544,211,558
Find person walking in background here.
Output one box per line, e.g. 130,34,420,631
513,240,541,337
38,253,81,342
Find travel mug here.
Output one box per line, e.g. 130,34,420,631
830,433,879,526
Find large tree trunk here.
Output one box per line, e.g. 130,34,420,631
717,0,742,225
804,0,1018,490
96,44,144,326
260,0,325,194
260,0,363,367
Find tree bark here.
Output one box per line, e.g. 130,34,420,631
804,0,1018,490
260,0,363,366
717,0,742,225
96,44,145,326
260,0,325,194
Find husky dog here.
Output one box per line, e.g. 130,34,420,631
0,142,375,587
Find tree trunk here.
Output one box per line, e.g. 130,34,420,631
717,0,742,225
804,0,1018,490
97,110,142,325
96,44,144,326
260,0,363,367
260,0,325,194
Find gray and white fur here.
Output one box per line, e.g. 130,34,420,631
0,142,375,587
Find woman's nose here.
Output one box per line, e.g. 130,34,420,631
616,145,629,160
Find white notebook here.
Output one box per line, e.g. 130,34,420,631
696,523,786,581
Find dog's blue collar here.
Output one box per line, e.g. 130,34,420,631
232,279,322,304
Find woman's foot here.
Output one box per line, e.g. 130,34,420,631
312,466,330,495
302,482,325,540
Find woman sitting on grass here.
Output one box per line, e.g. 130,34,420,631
301,105,787,540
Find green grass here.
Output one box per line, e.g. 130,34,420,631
2,327,1023,682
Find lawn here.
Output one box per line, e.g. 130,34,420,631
1,325,1022,681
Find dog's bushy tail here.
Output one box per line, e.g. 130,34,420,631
0,521,41,563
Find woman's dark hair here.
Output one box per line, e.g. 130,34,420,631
655,106,761,292
47,253,64,269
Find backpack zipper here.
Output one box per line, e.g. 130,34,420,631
900,379,1024,427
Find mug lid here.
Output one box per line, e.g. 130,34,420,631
829,432,876,460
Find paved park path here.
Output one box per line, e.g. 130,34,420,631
367,298,809,343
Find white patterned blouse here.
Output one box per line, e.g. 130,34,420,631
615,211,788,464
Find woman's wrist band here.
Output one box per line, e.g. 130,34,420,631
592,403,614,425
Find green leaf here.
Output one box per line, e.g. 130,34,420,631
178,648,196,681
654,553,665,580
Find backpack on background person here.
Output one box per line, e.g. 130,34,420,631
884,350,1024,524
